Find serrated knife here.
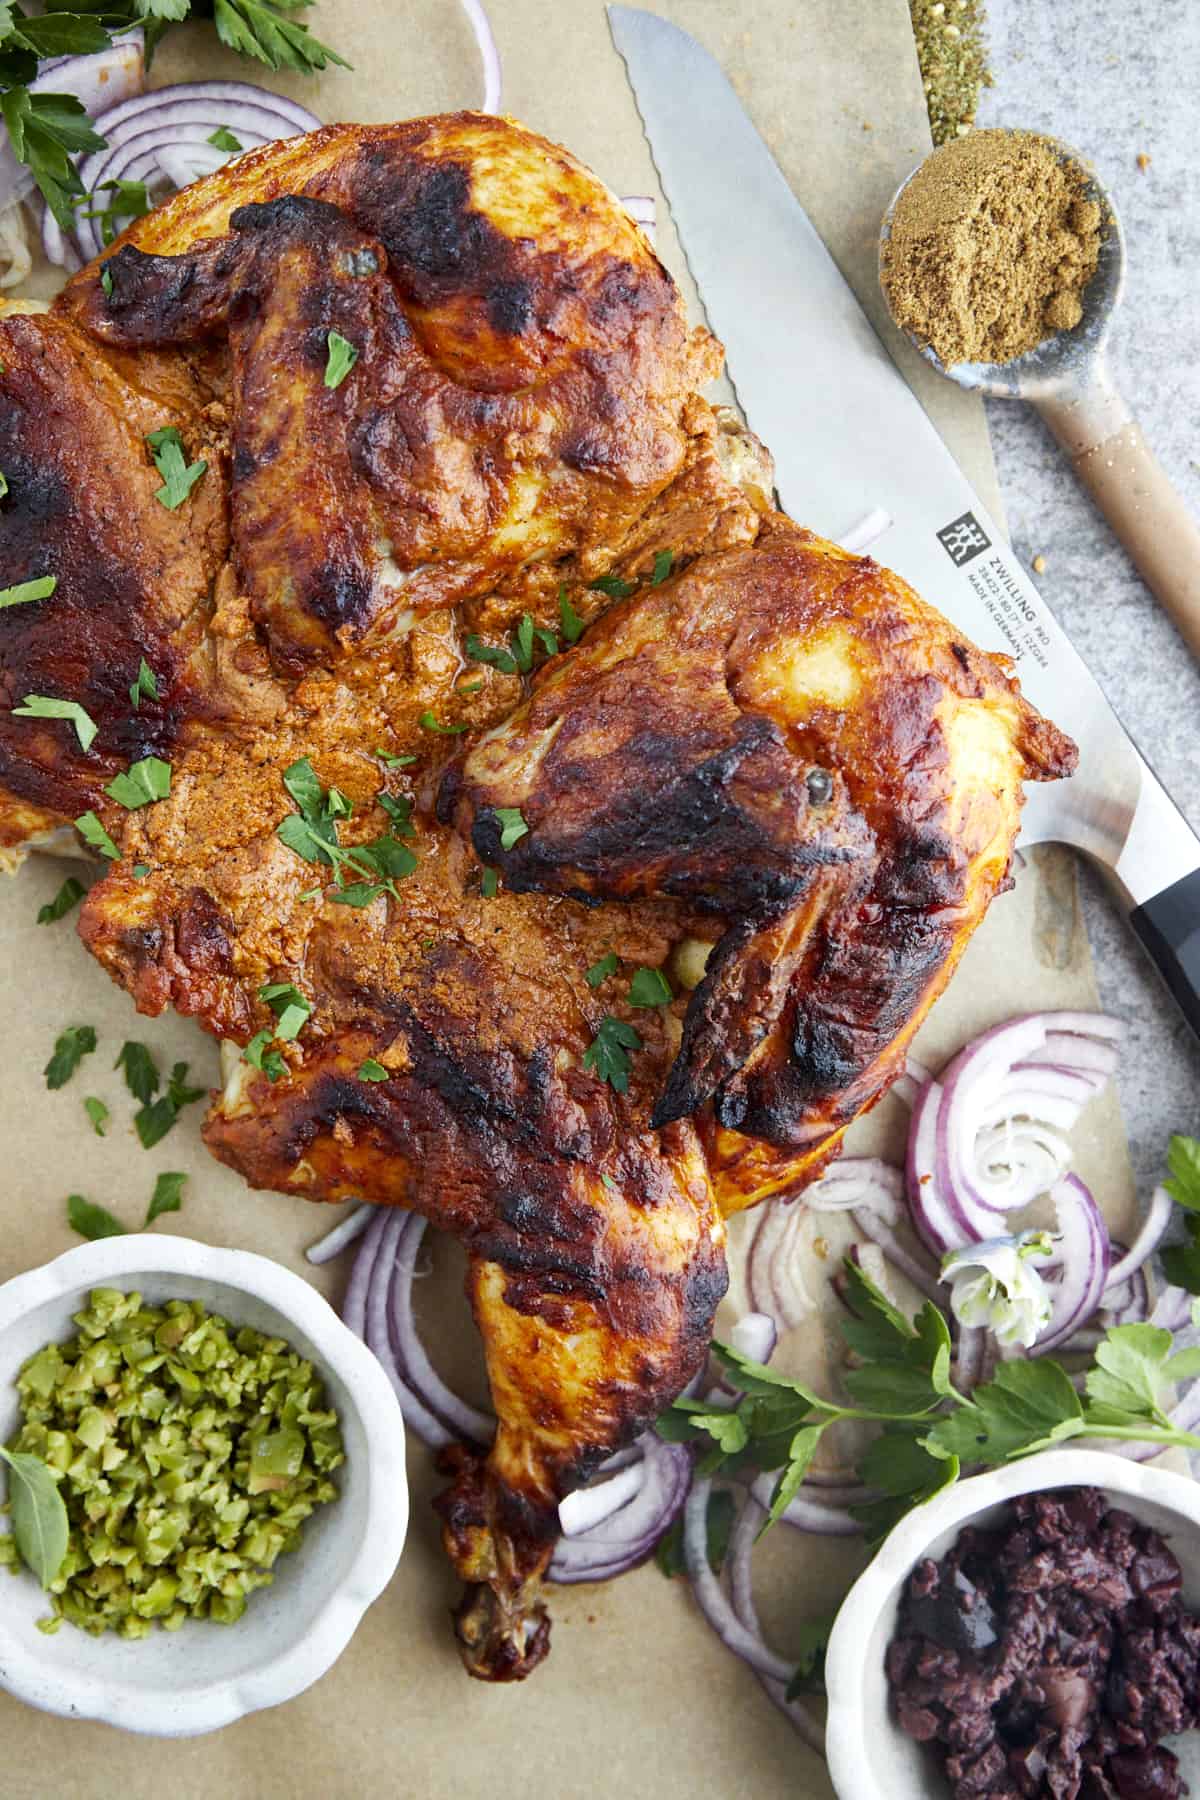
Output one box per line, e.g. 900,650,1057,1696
609,3,1200,1042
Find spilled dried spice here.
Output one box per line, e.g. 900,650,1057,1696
909,0,992,145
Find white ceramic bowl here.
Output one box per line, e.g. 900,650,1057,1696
825,1448,1200,1799
0,1233,408,1737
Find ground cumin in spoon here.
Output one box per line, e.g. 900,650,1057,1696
883,128,1102,367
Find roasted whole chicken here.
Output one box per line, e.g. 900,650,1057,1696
0,113,1076,1679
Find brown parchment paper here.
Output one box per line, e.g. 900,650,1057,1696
0,4,1135,1796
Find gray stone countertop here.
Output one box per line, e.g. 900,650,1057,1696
976,0,1200,1193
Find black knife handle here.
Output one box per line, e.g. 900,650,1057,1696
1130,868,1200,1039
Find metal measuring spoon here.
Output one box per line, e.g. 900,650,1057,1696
879,132,1200,661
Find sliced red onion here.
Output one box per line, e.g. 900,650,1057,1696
306,1199,372,1264
682,1478,796,1683
727,1495,825,1752
73,83,322,264
547,1435,691,1584
459,0,502,112
729,1311,777,1365
748,1473,861,1535
1101,1261,1149,1325
363,1209,456,1449
954,1324,986,1391
851,1205,942,1300
0,38,145,211
558,1457,646,1537
907,1012,1123,1254
1103,1186,1173,1293
40,202,82,274
386,1212,493,1447
807,1157,903,1223
1032,1175,1111,1352
1151,1286,1196,1333
747,1199,819,1327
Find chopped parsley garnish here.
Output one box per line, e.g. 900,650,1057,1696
493,807,528,850
37,876,86,925
324,330,358,389
146,427,207,510
466,611,558,677
601,1172,619,1194
75,810,119,861
628,966,672,1007
586,952,619,988
582,1015,641,1093
131,862,151,879
146,1170,187,1224
105,755,171,809
373,747,417,767
558,588,585,644
358,1059,389,1082
115,1046,204,1146
419,710,469,736
100,264,113,298
129,658,159,710
275,757,417,907
12,693,98,750
82,1096,109,1137
115,1041,159,1108
589,573,636,600
208,126,244,152
458,679,484,695
0,471,8,499
259,981,311,1042
68,1193,125,1241
480,867,499,898
0,574,56,608
243,1029,286,1083
651,549,675,586
378,791,414,836
45,1025,97,1091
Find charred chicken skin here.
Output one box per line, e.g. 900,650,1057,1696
0,113,1075,1679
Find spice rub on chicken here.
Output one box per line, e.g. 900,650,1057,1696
0,113,1075,1680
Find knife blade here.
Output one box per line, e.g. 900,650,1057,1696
609,3,1200,1040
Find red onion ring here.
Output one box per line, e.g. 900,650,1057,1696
682,1478,797,1683
850,1206,942,1300
747,1474,861,1535
726,1494,825,1752
547,1434,691,1584
1103,1186,1173,1293
459,0,502,111
729,1311,777,1365
1032,1175,1111,1352
907,1012,1123,1254
306,1200,372,1264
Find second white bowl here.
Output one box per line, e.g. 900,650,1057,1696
825,1447,1200,1799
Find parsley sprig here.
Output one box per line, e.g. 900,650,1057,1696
275,758,417,907
658,1259,1200,1543
1161,1134,1200,1293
